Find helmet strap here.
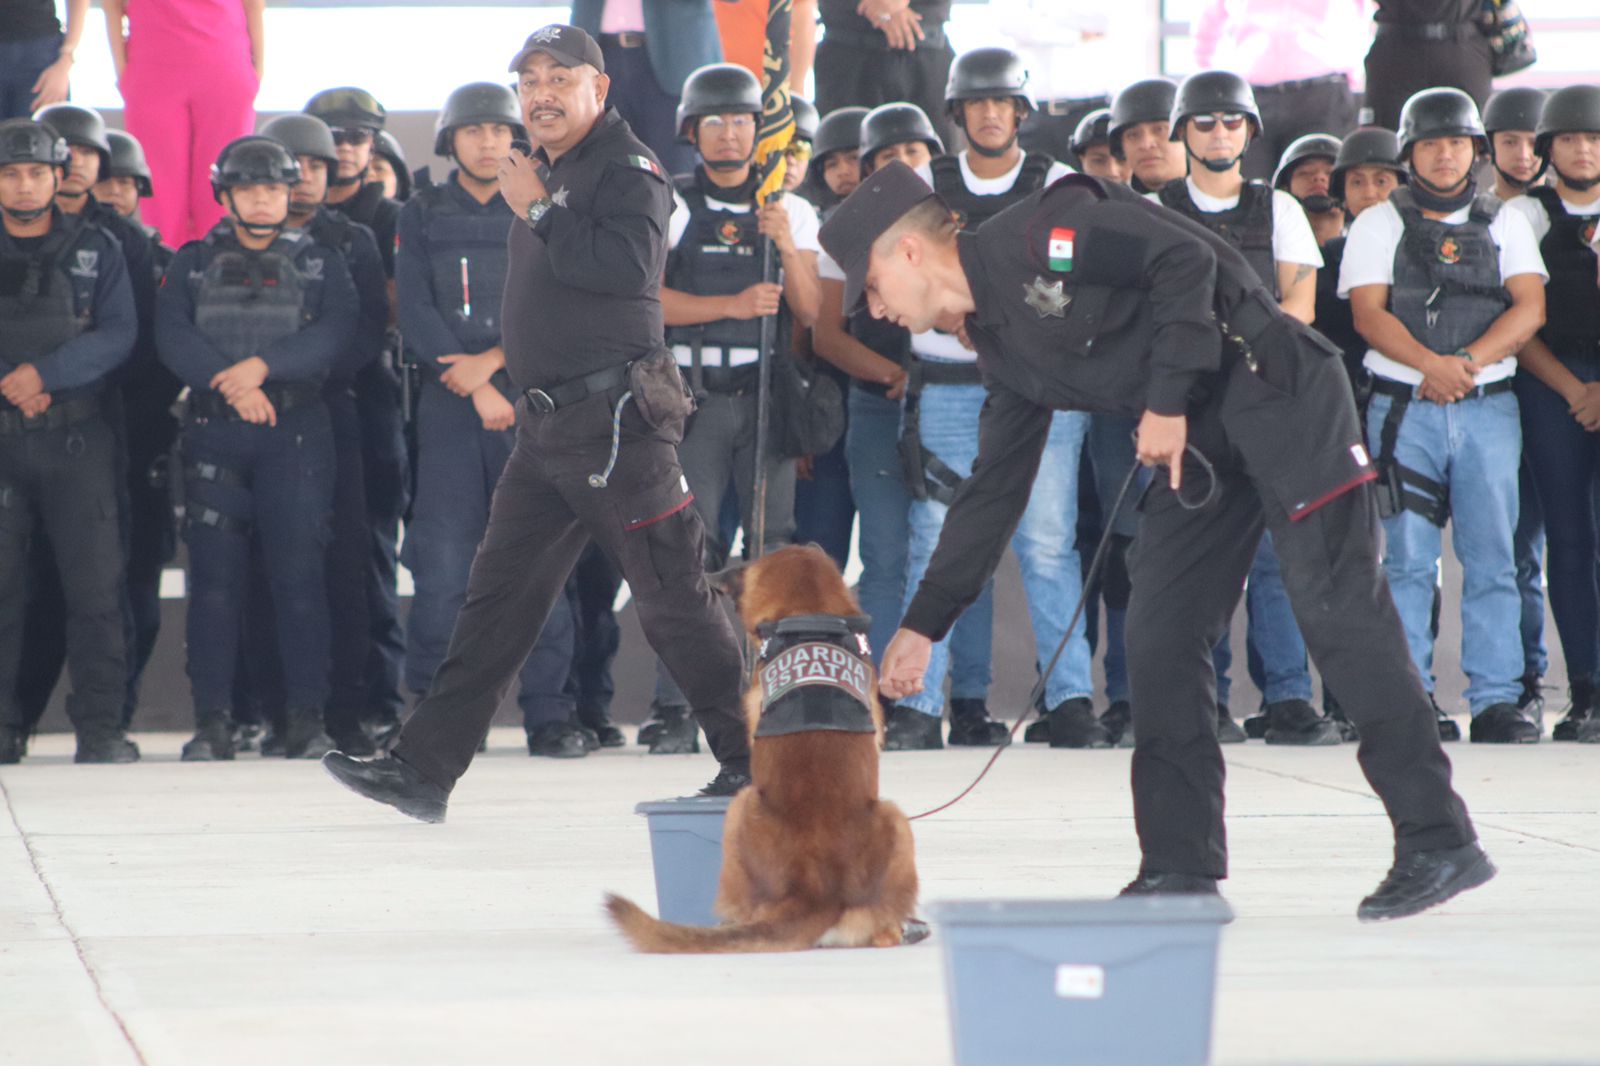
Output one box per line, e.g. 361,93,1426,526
3,168,62,223
1300,194,1339,214
224,189,288,238
328,165,366,188
1407,169,1477,213
1553,165,1600,193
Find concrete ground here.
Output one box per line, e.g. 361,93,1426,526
2,727,1596,1066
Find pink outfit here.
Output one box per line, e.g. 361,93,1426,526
119,0,259,246
1193,0,1371,90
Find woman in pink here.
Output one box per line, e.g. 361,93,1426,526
106,0,264,245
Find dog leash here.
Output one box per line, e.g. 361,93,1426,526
905,443,1217,822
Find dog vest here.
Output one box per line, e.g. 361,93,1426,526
754,614,877,738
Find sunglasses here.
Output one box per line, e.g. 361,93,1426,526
784,141,813,163
1190,113,1248,133
331,128,374,147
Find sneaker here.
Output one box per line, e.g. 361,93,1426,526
698,766,752,797
182,716,236,761
947,698,1009,747
1046,698,1110,749
882,705,944,751
1215,703,1247,744
1119,872,1222,896
1263,699,1343,746
1577,716,1600,743
232,721,263,753
1100,700,1134,748
1468,702,1540,744
1325,694,1359,742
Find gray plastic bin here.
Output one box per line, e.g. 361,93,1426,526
633,796,733,927
928,896,1234,1066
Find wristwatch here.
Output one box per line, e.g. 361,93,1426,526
526,196,554,227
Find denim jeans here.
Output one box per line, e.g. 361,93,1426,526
845,384,992,685
1367,389,1523,712
0,33,59,120
900,378,1092,716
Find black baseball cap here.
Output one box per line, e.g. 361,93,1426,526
818,160,941,314
509,24,605,75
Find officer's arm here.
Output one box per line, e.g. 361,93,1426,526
781,249,822,329
900,378,1053,641
1349,284,1440,369
259,249,360,380
339,225,388,377
33,238,137,392
661,274,746,326
394,198,461,366
531,162,669,296
1461,272,1545,369
156,247,236,389
1276,260,1317,324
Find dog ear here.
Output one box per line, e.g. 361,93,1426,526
706,560,748,601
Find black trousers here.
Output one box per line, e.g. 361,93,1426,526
568,542,623,722
1241,75,1358,182
392,391,750,789
1364,34,1491,131
814,35,957,150
1124,338,1476,879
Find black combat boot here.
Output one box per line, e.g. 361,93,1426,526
284,707,337,759
947,698,1009,746
647,706,700,754
182,710,236,761
577,705,625,748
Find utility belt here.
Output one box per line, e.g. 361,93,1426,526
898,357,982,505
0,391,101,436
1374,21,1477,42
187,380,324,421
1368,374,1515,527
522,360,632,415
822,26,948,51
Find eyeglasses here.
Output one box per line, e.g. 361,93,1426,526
700,115,756,131
1189,113,1248,133
331,128,374,147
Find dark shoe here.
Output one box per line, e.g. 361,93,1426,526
883,705,944,750
1577,716,1600,743
1326,698,1359,742
1263,699,1344,746
698,766,752,797
1100,700,1134,748
947,698,1010,747
527,720,592,759
330,728,378,758
901,917,932,945
647,706,701,755
284,707,337,760
1552,681,1592,741
1215,703,1247,744
1357,842,1496,922
1432,697,1461,742
1468,702,1540,744
322,752,449,823
1023,717,1051,743
1242,710,1268,740
1119,872,1222,896
1047,698,1110,749
232,722,263,753
0,727,25,764
75,734,140,764
182,714,236,762
637,702,673,746
576,707,625,749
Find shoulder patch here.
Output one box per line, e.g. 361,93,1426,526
627,154,667,180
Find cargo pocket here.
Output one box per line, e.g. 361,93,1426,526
613,471,702,597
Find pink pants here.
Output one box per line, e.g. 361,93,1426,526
121,49,258,247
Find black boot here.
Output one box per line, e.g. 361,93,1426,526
1263,699,1343,746
1100,700,1134,748
882,705,943,750
527,719,592,758
947,698,1009,746
636,701,674,746
182,710,236,762
647,706,700,755
1356,843,1496,922
576,705,625,748
75,732,140,764
1215,702,1247,744
1552,680,1593,742
0,726,26,764
1023,692,1050,742
697,764,752,797
1046,698,1110,749
1119,872,1222,896
1468,702,1540,744
284,707,337,760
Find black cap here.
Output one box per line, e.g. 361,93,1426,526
818,160,940,315
509,24,605,75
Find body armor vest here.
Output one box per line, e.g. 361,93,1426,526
1160,179,1279,294
193,226,315,365
666,176,769,352
0,217,90,367
1527,186,1600,351
928,151,1054,231
1388,187,1509,356
415,182,511,354
753,615,877,739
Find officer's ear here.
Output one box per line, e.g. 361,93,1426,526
592,71,610,110
707,560,748,602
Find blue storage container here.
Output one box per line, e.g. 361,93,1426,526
633,796,733,927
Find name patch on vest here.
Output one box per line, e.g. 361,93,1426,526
756,641,877,737
1437,237,1462,265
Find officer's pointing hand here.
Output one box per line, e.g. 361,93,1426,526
210,357,269,402
879,628,932,701
1136,410,1188,491
728,282,783,320
496,149,547,221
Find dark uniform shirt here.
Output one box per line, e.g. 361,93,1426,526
309,206,387,380
502,107,674,391
331,180,401,278
394,173,513,368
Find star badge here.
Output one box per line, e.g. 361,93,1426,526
551,186,569,207
1024,275,1070,318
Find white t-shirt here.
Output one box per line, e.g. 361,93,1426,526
1502,191,1600,245
1337,198,1548,385
1183,179,1324,268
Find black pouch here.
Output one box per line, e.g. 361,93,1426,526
627,347,696,435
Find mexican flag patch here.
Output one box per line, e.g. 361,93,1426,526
1047,227,1075,272
629,154,665,178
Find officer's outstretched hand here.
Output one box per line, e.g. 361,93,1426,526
211,357,269,402
472,385,517,432
230,388,277,427
879,628,933,701
1136,410,1188,491
728,282,783,320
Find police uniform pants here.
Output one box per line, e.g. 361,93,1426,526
1124,337,1476,879
354,360,410,725
0,415,129,741
392,391,750,789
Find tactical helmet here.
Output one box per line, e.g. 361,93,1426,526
792,95,819,143
433,82,526,157
1169,70,1262,140
858,103,943,175
1330,126,1407,200
304,87,387,131
944,47,1032,114
814,106,868,162
1397,88,1487,160
210,136,301,203
261,114,339,170
676,63,764,139
105,130,153,196
0,118,69,169
32,104,111,176
1108,78,1177,160
1070,108,1113,156
1273,133,1342,191
374,129,412,200
1483,86,1546,134
1534,84,1600,157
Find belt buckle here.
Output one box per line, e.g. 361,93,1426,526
617,31,645,48
525,388,556,415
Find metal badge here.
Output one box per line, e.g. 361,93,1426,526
1023,275,1070,318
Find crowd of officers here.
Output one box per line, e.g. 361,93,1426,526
2,41,1599,767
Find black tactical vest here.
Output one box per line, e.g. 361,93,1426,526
1160,179,1279,294
665,177,768,351
193,226,316,365
414,182,511,354
1388,187,1510,356
0,217,89,366
753,615,878,739
1527,186,1600,351
929,152,1055,231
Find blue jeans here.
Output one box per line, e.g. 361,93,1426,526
1367,389,1523,713
794,427,856,572
402,379,574,727
900,379,1091,716
845,384,992,684
0,33,59,120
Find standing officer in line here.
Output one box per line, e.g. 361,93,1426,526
643,63,822,753
1274,134,1346,247
798,105,866,214
1483,87,1548,203
1339,88,1547,745
1322,126,1408,389
370,130,412,202
1160,71,1335,747
156,136,359,761
1069,108,1127,183
831,161,1493,919
325,25,753,820
1107,78,1186,196
389,82,585,759
0,118,140,765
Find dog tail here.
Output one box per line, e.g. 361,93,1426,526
604,893,841,954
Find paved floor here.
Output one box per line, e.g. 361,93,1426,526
2,728,1596,1066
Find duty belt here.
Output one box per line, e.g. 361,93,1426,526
0,392,100,435
1368,375,1515,527
187,380,323,421
1375,21,1476,41
523,360,632,415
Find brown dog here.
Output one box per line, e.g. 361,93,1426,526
605,544,920,953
